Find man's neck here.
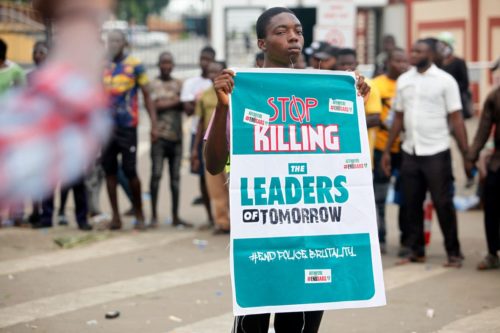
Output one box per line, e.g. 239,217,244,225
160,75,172,81
113,52,125,63
0,60,7,69
387,71,399,81
416,62,432,73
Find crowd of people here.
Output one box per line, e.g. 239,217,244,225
0,4,499,274
0,2,499,332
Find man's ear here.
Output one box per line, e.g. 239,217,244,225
257,39,266,52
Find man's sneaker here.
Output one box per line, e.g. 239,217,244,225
172,219,193,229
396,254,426,265
58,214,68,226
79,224,93,231
134,220,147,231
477,254,500,270
444,255,463,268
32,222,53,229
397,246,412,258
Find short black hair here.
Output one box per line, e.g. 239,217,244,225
201,46,216,58
338,48,357,59
255,51,264,61
215,60,227,69
0,39,7,61
256,7,295,39
387,47,405,61
418,38,438,54
33,40,49,51
159,51,173,60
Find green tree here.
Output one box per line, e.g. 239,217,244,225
117,0,170,24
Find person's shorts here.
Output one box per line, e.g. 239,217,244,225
101,127,138,179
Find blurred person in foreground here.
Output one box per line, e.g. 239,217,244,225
205,7,371,332
437,32,473,119
381,39,469,267
192,61,230,234
102,30,158,231
465,59,500,270
371,48,410,255
149,51,191,228
0,0,113,207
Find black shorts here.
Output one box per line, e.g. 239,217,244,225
102,127,138,179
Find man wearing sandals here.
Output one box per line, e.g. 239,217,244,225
381,39,470,268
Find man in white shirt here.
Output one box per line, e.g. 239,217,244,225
181,46,215,227
381,39,470,267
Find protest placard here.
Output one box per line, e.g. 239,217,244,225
229,68,386,316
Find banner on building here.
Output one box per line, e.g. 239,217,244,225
229,68,386,316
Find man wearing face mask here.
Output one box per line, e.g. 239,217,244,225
438,32,472,119
381,39,470,267
102,30,158,231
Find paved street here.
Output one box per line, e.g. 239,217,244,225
0,116,499,333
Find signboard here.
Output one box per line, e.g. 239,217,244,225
315,0,356,47
229,68,386,316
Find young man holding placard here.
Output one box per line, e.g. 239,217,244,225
205,7,373,333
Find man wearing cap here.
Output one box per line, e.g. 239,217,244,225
437,32,472,119
305,41,337,70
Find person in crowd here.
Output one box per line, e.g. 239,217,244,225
437,32,473,119
336,48,382,161
371,47,410,255
381,39,469,267
149,51,191,228
465,60,500,270
0,38,27,226
374,34,396,76
181,46,216,229
310,44,338,70
192,61,230,234
0,0,113,207
27,41,50,226
0,38,26,92
255,51,265,68
205,7,371,333
102,29,158,231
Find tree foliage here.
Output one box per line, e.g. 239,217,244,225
117,0,170,24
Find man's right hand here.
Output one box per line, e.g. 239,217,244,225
213,69,235,107
381,152,392,177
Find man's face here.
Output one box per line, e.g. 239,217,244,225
259,12,304,67
208,63,224,82
313,55,336,70
33,45,48,66
383,37,395,52
336,54,357,71
107,31,126,59
159,54,174,76
200,51,215,72
388,50,409,76
410,42,431,67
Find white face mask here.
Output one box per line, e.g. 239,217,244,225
442,46,452,58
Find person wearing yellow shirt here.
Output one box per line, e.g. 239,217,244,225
336,48,382,162
371,47,409,254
